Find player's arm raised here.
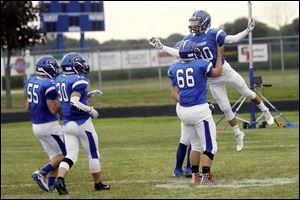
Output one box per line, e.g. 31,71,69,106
149,37,179,57
224,19,255,44
211,45,224,77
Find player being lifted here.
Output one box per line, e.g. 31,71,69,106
168,40,224,184
150,10,274,152
54,52,110,195
25,56,66,192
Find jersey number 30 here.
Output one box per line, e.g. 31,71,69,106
176,68,195,88
56,82,69,102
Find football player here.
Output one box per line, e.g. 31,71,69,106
149,10,274,152
25,56,66,192
54,52,110,195
168,40,224,184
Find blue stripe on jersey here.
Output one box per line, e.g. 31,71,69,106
85,131,98,159
204,120,212,153
51,134,66,156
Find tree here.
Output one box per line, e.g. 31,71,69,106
221,17,278,38
1,1,44,108
281,18,299,36
263,2,298,35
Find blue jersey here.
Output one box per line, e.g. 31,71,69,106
183,28,227,67
24,76,58,124
55,74,90,125
168,59,213,107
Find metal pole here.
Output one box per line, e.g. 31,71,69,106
248,1,256,128
80,32,87,53
1,56,6,93
97,49,102,89
157,49,163,91
57,33,63,56
268,43,272,72
280,38,285,83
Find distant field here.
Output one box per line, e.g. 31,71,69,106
1,112,299,199
1,69,299,113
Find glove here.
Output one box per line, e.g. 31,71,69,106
208,102,215,114
89,106,99,119
149,37,163,49
247,18,255,33
87,90,103,98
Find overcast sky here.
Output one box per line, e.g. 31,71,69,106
47,1,299,43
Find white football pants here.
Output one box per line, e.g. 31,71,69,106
208,61,256,121
176,103,218,155
32,120,65,160
62,117,101,173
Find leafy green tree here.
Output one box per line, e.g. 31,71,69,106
1,1,44,108
281,18,299,36
221,17,278,38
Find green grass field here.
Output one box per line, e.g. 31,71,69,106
1,69,299,112
1,112,299,199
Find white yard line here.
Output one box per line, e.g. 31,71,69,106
155,178,295,189
1,144,298,154
1,178,295,189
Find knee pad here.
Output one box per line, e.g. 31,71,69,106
238,84,256,99
89,158,101,173
218,103,234,121
224,109,235,121
59,158,74,171
203,151,214,160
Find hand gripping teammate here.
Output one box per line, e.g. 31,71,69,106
168,40,224,184
150,10,274,152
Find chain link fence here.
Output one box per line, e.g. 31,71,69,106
1,35,299,91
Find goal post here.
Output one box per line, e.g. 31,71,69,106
248,1,256,128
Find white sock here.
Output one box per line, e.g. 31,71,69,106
232,124,241,136
257,102,268,112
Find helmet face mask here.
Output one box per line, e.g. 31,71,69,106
35,56,59,79
188,10,211,34
61,52,90,75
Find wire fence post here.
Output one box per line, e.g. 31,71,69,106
157,49,163,91
280,38,285,83
97,49,102,89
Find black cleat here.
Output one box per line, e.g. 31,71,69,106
54,178,69,195
94,182,111,191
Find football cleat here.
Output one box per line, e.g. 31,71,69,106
94,182,111,191
32,170,49,192
236,131,245,152
172,169,183,177
54,178,69,195
192,172,201,184
262,109,274,125
182,168,192,178
201,172,213,185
